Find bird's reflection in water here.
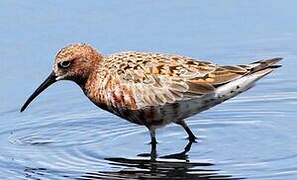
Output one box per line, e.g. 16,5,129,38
79,141,244,180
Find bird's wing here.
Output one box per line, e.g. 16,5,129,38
104,52,250,110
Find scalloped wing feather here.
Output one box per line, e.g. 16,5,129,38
102,52,281,111
103,52,251,109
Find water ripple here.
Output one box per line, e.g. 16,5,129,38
1,85,296,179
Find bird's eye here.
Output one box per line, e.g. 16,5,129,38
59,61,71,68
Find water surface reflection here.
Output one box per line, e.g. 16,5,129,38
79,142,243,180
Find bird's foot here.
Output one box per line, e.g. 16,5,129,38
137,152,157,158
137,153,151,157
137,148,157,159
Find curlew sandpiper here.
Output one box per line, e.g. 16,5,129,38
21,43,282,148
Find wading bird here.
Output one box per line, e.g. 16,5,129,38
21,43,282,149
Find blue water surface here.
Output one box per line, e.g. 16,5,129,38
0,1,297,179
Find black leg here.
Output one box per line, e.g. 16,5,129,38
149,128,157,158
137,128,157,158
176,120,197,142
149,128,157,145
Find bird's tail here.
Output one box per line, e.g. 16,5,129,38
248,57,282,74
216,57,282,100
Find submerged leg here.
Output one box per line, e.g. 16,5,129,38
137,128,158,160
137,128,157,158
149,128,157,146
149,128,157,158
176,120,197,142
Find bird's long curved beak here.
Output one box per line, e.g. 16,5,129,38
20,71,57,112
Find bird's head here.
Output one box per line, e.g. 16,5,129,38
20,43,102,112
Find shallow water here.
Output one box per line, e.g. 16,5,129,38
1,1,297,179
